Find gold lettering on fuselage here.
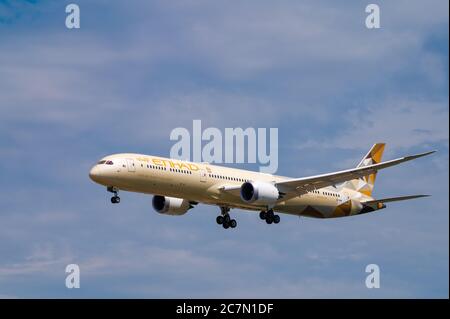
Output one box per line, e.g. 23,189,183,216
152,158,163,166
150,158,200,171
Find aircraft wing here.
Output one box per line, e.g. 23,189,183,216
275,151,435,200
217,185,241,196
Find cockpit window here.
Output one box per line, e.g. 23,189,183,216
97,160,106,164
105,160,114,165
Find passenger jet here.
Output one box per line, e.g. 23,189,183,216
89,143,434,229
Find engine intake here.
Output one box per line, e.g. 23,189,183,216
152,195,192,216
240,181,280,205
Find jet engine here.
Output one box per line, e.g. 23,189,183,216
240,181,280,205
152,195,192,216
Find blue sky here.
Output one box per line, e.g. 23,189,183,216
0,0,448,298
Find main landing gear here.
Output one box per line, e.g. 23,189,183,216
216,206,237,230
107,186,120,204
259,209,280,225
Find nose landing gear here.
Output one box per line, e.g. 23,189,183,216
107,186,120,204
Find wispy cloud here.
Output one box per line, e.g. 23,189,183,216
0,0,447,298
297,98,449,152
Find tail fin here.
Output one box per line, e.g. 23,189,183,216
344,143,386,197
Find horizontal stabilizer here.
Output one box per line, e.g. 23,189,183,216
362,194,430,206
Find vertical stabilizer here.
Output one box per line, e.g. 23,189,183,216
343,143,385,196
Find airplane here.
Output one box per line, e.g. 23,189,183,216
88,143,435,229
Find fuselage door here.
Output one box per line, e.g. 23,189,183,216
200,169,207,183
126,158,136,172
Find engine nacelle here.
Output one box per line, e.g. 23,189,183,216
240,181,280,205
152,195,192,216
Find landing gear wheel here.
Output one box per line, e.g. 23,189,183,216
218,206,236,229
266,215,274,224
273,215,280,224
108,187,120,204
259,211,267,220
111,196,120,204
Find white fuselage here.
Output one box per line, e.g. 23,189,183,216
89,153,373,218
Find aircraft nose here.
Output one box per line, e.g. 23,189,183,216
89,165,101,182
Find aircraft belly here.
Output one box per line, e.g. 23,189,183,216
113,173,360,219
276,195,344,218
